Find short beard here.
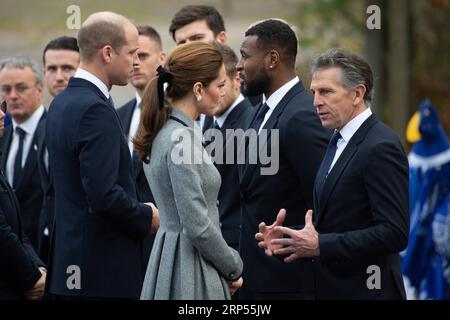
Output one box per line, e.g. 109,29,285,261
241,71,270,97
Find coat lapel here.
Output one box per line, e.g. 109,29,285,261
315,114,378,225
240,82,305,188
122,99,136,136
1,126,13,172
14,112,47,195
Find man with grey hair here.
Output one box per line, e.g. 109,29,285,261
45,11,159,299
0,56,46,255
256,48,409,299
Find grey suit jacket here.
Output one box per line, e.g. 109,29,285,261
140,108,243,300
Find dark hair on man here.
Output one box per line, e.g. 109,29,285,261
169,5,225,41
311,48,374,107
245,19,298,67
137,25,163,51
42,36,79,65
212,42,238,78
78,20,127,61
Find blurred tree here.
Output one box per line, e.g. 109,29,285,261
293,0,449,145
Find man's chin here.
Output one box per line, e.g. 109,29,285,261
241,85,262,97
130,81,146,90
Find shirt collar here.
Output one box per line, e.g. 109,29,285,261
12,105,44,135
339,108,373,143
264,76,299,111
74,67,109,99
135,92,142,107
214,94,244,128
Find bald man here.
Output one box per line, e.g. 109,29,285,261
45,12,159,299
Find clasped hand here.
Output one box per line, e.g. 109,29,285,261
255,209,320,262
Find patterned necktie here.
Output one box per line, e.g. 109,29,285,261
13,126,26,188
315,130,342,198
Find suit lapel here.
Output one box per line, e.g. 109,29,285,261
222,100,248,146
14,112,47,194
241,82,305,188
315,114,378,225
36,118,52,194
1,126,13,172
123,99,136,136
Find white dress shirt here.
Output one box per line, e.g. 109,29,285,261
74,68,109,99
214,94,244,128
329,108,373,172
258,76,299,134
128,92,142,154
6,105,45,184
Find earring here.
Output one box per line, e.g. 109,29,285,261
196,95,202,102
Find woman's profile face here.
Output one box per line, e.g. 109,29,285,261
197,64,226,116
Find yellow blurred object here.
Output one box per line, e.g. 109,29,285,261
407,111,421,143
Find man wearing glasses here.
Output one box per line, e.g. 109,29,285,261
0,56,46,254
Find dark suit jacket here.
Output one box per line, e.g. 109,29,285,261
117,98,155,270
238,81,330,298
204,98,253,250
313,114,409,299
0,167,44,299
1,113,46,251
35,118,53,255
45,78,152,298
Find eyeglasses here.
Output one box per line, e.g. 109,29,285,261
0,101,6,113
1,84,32,95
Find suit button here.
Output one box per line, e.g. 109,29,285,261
311,258,315,263
216,200,220,206
219,222,222,228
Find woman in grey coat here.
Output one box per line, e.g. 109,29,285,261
134,42,243,300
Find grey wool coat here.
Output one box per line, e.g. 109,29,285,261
140,108,243,300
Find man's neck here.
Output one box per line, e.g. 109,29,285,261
266,70,297,99
78,62,111,90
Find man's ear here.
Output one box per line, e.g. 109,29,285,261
36,82,44,99
353,84,367,106
101,45,114,63
216,31,227,44
159,52,167,65
234,71,241,89
267,49,280,70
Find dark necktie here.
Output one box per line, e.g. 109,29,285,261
108,95,115,108
204,120,221,148
315,131,342,198
13,126,26,188
250,103,270,133
213,120,220,131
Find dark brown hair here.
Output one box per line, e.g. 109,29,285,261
212,42,238,78
137,25,163,51
43,36,79,65
169,5,225,41
133,41,223,163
